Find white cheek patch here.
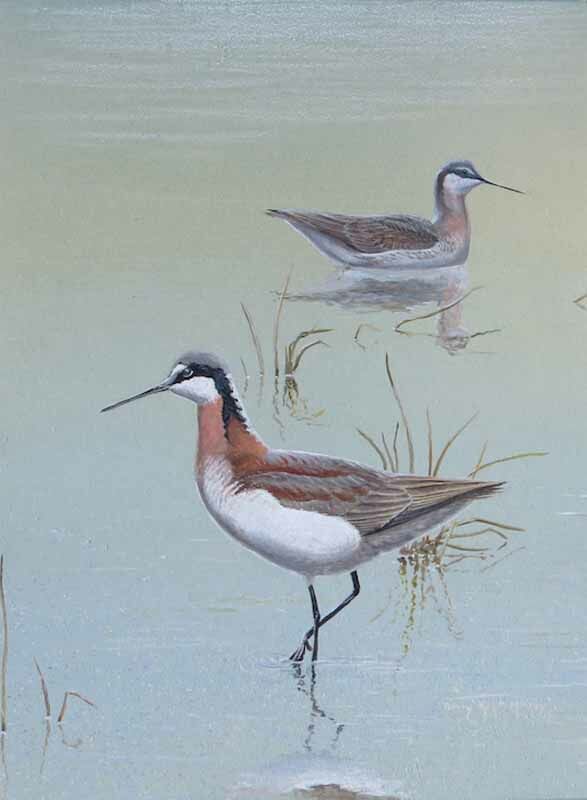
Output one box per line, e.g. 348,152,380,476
171,376,219,404
443,173,481,195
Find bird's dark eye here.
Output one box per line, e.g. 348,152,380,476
182,367,194,379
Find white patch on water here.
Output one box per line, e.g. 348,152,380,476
233,753,405,799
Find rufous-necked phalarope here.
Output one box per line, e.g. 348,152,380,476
267,160,522,270
102,351,504,662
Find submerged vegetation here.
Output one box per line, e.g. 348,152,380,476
372,514,527,656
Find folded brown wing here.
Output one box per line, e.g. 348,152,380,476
269,210,439,253
232,451,502,536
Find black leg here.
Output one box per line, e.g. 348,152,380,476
309,584,321,663
289,572,361,662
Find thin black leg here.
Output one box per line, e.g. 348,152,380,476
289,571,361,662
308,584,321,663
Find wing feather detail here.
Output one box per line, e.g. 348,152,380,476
267,210,439,253
232,451,503,536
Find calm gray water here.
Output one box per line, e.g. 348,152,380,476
2,1,587,798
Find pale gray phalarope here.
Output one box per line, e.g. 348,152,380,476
267,160,523,270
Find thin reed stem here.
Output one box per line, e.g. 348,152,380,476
469,441,488,479
384,353,414,473
57,691,96,724
356,428,388,470
392,422,400,473
432,411,478,477
426,409,433,476
240,303,265,377
34,659,51,719
0,557,7,734
273,272,292,378
381,432,395,472
468,451,547,477
394,286,483,333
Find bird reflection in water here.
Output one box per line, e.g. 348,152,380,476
286,264,499,355
292,665,344,754
233,665,403,799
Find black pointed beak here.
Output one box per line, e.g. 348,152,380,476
100,381,171,413
480,177,524,195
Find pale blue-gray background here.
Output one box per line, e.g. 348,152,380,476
1,2,586,797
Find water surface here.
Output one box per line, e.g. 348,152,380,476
1,2,587,798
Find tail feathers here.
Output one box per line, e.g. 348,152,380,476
381,477,506,531
462,479,505,501
266,208,288,219
405,478,505,514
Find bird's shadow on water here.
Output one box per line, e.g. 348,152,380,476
232,663,404,799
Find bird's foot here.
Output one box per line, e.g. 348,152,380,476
289,637,312,662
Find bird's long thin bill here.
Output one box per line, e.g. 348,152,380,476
100,384,168,413
482,178,524,194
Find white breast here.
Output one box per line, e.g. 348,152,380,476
197,457,361,580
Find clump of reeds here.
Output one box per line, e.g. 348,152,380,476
284,327,333,377
241,273,333,422
370,513,528,657
242,275,333,381
358,352,546,488
32,662,96,768
0,557,95,777
358,354,546,651
33,659,96,725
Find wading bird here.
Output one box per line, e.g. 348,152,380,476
102,352,503,662
267,160,522,270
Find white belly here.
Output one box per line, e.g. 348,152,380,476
197,458,361,579
334,239,468,269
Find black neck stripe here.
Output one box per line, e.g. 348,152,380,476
176,363,247,433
